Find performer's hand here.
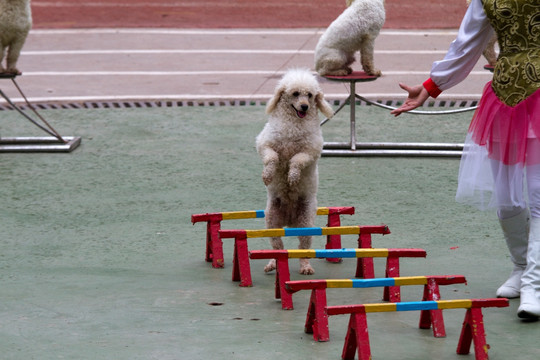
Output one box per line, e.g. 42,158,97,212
391,83,430,117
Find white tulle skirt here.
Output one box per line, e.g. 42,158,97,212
455,82,540,210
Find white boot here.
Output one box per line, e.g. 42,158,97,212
517,217,540,319
496,210,529,298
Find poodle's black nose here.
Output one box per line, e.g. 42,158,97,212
301,104,309,112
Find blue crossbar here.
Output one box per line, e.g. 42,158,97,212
315,249,360,258
351,278,395,288
396,301,439,311
284,227,323,237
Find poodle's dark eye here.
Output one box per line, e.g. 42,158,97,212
308,93,313,98
293,91,300,97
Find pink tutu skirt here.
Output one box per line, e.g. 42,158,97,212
455,82,540,210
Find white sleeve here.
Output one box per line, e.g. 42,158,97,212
430,0,495,91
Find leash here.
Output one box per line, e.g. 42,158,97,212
354,93,479,115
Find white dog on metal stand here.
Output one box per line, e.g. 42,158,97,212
315,0,385,76
0,0,32,75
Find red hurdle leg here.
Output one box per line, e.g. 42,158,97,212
232,236,252,287
418,278,446,337
205,221,213,263
304,288,330,341
275,256,293,310
341,311,371,360
383,256,401,302
325,212,343,263
457,308,489,360
355,233,375,278
206,220,225,268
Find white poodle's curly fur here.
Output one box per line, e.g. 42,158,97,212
482,35,498,67
0,0,32,75
256,69,334,275
315,0,385,77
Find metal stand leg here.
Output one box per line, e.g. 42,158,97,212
0,75,81,153
349,81,356,151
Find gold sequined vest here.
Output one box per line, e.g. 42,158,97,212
482,0,540,106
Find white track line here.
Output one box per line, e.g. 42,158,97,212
29,29,458,36
18,70,491,76
21,49,448,55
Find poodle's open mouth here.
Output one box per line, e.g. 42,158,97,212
292,105,307,118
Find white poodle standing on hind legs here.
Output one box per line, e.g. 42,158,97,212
256,69,334,275
315,0,385,77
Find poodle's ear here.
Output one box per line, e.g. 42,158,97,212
316,92,335,119
266,85,285,114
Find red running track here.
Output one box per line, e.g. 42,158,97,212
31,0,467,29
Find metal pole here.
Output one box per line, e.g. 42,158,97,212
350,80,356,150
322,149,462,157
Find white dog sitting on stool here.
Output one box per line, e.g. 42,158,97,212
315,0,385,77
256,69,334,275
0,0,32,75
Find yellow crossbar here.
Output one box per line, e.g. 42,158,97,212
326,279,354,288
364,303,398,313
287,249,317,258
437,299,473,309
245,228,285,238
393,276,429,286
316,207,330,215
356,248,389,257
222,211,259,220
321,226,360,235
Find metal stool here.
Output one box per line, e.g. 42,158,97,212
0,73,81,152
320,71,378,152
320,71,464,157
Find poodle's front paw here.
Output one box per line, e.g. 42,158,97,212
264,259,276,273
363,66,382,77
288,168,301,186
484,50,497,67
299,259,314,275
324,68,350,76
262,168,274,186
262,162,277,185
5,67,22,76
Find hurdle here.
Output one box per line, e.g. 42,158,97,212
249,248,426,310
219,225,391,288
326,298,509,360
191,206,355,268
285,275,467,341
